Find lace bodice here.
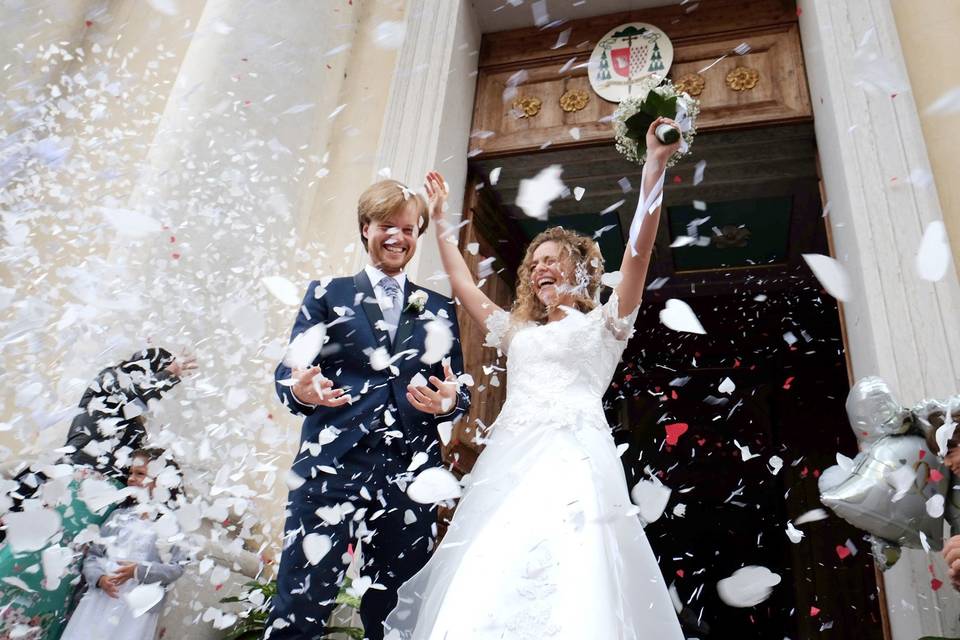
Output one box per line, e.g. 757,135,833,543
484,294,639,431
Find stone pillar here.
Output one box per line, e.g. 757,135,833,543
800,0,960,637
375,0,481,290
890,0,960,268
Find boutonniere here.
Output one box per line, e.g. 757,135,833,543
404,289,428,314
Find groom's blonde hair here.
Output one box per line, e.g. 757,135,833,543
357,179,429,250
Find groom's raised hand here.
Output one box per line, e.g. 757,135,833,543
291,366,351,408
406,362,459,415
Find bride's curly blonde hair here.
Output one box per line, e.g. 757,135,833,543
512,226,605,324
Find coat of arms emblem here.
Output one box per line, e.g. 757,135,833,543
589,22,674,103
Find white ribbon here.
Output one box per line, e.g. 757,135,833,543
627,162,666,257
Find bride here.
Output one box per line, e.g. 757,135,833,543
384,118,685,639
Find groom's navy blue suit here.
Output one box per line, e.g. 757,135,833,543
265,270,470,640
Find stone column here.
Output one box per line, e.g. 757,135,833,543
375,0,481,290
801,0,960,637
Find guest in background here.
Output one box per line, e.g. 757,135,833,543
0,348,195,640
60,447,188,640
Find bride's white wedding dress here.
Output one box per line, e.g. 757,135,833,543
384,294,684,639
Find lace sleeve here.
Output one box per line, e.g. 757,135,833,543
483,309,512,351
601,292,639,342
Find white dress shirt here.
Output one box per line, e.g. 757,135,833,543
364,263,407,341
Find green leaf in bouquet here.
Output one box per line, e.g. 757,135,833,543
624,110,655,142
644,90,677,120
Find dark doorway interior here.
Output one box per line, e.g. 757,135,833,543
467,123,884,638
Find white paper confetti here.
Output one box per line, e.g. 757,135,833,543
262,276,302,306
303,533,332,566
785,521,805,544
421,319,454,365
3,509,62,553
515,165,565,220
659,299,706,334
125,582,165,618
100,207,163,237
802,254,851,301
767,455,783,475
717,566,782,607
718,377,735,394
927,494,945,519
407,467,461,504
794,508,829,526
373,21,406,49
693,159,707,185
916,221,951,282
630,478,671,525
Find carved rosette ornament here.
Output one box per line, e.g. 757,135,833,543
713,225,752,249
674,73,705,97
559,89,590,112
726,66,759,91
512,96,542,118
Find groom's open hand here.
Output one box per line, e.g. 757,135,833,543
291,366,351,408
407,363,459,415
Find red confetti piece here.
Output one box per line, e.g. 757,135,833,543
624,374,633,382
169,235,176,243
696,438,706,446
800,466,809,478
796,7,803,17
676,569,684,578
171,252,181,260
813,469,820,478
932,578,944,591
215,583,223,591
85,20,93,27
783,376,795,390
836,545,851,560
665,422,689,446
919,450,926,460
930,469,944,483
810,606,820,616
672,175,682,184
671,390,678,400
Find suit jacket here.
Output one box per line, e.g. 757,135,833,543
274,270,471,479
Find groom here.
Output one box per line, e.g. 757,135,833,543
265,178,471,639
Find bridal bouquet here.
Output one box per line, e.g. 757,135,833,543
612,76,700,167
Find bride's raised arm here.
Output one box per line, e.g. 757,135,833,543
425,171,504,327
614,117,682,318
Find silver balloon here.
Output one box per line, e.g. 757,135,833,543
846,376,911,446
868,536,902,570
820,434,947,550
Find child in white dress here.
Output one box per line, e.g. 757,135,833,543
60,448,187,640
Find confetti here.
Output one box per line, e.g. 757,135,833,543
4,509,62,553
262,276,302,306
785,521,804,543
125,583,165,618
303,533,332,566
717,566,782,607
421,319,453,364
515,165,566,219
802,254,851,301
665,422,689,446
407,467,462,503
630,478,671,525
659,299,706,334
916,221,951,282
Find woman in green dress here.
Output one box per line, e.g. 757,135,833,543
0,347,195,639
